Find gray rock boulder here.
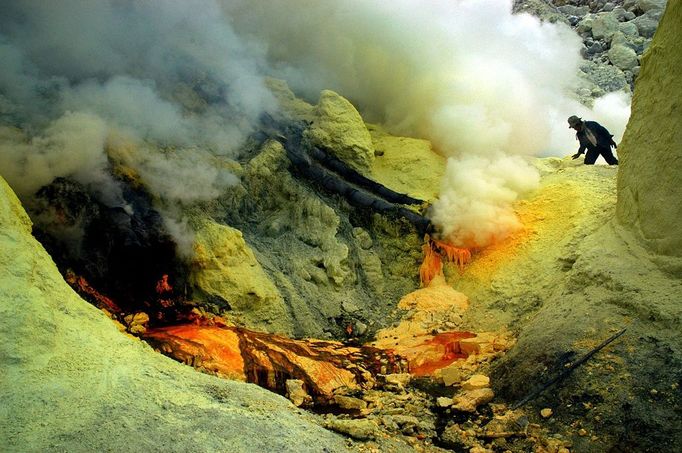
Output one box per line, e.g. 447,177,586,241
608,44,640,70
558,5,590,16
580,61,630,92
612,6,629,21
576,15,595,35
637,0,667,13
633,11,661,37
592,12,621,41
619,20,640,36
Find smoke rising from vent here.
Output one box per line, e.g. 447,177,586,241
225,0,630,246
0,0,630,249
0,0,274,202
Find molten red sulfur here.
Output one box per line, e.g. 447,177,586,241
408,331,476,376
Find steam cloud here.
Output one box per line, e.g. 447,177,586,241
225,0,630,246
0,0,631,249
0,0,274,202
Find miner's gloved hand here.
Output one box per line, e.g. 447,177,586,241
572,152,582,160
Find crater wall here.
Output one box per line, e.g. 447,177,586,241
616,1,682,256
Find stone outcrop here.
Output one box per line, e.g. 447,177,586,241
223,136,425,339
616,0,682,257
191,220,293,334
144,321,406,403
531,0,668,96
305,90,376,173
0,176,349,452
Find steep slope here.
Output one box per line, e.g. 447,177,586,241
447,163,681,450
0,176,349,452
617,0,682,257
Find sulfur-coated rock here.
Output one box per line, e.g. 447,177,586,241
144,323,406,401
384,373,412,389
123,312,150,334
305,90,375,173
437,397,453,408
617,0,682,256
334,395,367,411
265,78,315,121
368,124,445,202
0,176,350,453
451,388,495,413
461,374,491,391
286,379,311,407
440,365,465,386
191,221,293,334
325,418,379,440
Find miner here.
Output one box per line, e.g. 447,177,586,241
568,115,619,165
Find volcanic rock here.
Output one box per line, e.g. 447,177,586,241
0,175,349,452
143,323,406,402
265,77,315,121
608,44,639,70
123,312,150,334
440,364,465,386
437,396,453,408
368,124,445,202
285,379,311,407
451,388,495,413
334,395,368,411
617,0,682,256
637,0,667,13
383,373,412,390
591,12,621,41
631,11,661,37
191,220,293,334
325,418,379,440
305,90,375,173
461,374,491,391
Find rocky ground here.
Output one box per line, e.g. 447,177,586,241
517,0,667,99
1,1,679,452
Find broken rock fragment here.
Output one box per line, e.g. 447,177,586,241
144,323,406,403
451,388,495,413
324,418,379,440
461,374,491,391
285,379,311,407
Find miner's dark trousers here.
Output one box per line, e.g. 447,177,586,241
585,146,618,165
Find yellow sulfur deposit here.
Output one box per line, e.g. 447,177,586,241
191,221,293,334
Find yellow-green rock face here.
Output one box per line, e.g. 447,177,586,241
0,173,32,233
265,77,315,121
305,90,375,173
369,124,446,202
192,221,293,334
0,175,348,452
617,1,682,256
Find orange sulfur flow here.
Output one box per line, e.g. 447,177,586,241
144,321,407,403
419,236,472,286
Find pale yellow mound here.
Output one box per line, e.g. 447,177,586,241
369,123,445,202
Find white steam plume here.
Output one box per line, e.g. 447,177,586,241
0,112,115,202
0,0,280,251
0,0,633,250
226,0,631,246
0,0,275,202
